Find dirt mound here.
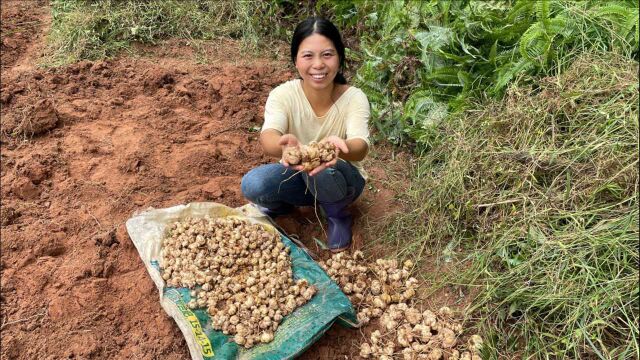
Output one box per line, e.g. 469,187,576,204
1,98,59,136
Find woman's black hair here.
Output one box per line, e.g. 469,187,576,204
291,17,347,84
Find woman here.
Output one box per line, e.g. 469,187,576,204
241,17,370,253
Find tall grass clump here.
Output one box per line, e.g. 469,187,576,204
46,0,263,65
383,53,638,358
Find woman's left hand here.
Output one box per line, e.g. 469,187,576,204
308,136,349,176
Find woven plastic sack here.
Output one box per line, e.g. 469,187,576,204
125,202,357,360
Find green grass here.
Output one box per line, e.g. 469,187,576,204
44,0,265,66
376,53,638,359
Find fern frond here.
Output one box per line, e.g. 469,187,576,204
622,8,639,41
507,0,534,23
491,58,535,95
457,70,473,92
402,90,447,132
547,16,568,35
427,67,463,87
519,22,549,62
438,50,474,64
594,3,633,21
413,26,455,52
494,48,517,64
493,21,535,43
489,40,498,65
545,15,573,51
592,3,639,47
534,0,551,30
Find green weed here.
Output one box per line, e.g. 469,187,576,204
344,0,640,150
377,53,638,359
45,0,265,66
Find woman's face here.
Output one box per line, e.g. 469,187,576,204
295,33,340,91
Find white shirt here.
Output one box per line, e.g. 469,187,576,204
262,79,370,178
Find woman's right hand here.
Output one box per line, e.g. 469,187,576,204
278,134,304,170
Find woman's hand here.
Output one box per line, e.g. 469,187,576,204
278,134,304,170
308,135,349,176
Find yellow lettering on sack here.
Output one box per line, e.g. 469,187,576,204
168,290,214,357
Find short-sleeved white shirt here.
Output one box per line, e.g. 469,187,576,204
262,79,370,179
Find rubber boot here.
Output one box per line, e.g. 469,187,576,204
255,203,294,219
320,188,356,252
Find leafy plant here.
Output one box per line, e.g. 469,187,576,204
342,0,639,150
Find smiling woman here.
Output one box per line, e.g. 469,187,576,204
240,17,371,253
291,18,347,86
296,34,340,94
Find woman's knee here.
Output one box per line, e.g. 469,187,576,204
241,164,287,201
241,169,267,201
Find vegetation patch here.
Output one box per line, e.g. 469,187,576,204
380,53,638,359
346,0,639,149
45,0,263,65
